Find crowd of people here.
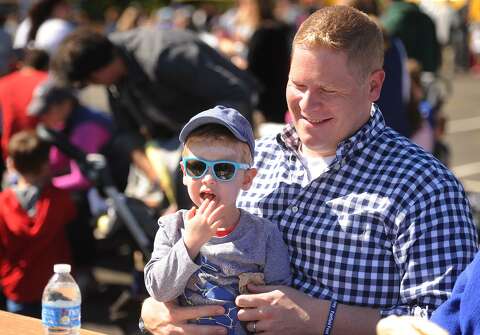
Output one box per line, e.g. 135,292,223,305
0,1,480,335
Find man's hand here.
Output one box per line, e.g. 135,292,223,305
141,298,227,335
183,199,225,259
235,285,323,335
236,285,380,335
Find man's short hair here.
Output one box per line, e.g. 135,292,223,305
8,130,51,176
50,28,116,87
182,124,253,164
293,5,384,80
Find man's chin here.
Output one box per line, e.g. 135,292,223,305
301,140,336,157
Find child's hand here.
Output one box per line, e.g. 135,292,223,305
183,198,225,260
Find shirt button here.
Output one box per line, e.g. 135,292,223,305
291,206,298,213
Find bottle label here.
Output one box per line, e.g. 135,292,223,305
42,304,81,328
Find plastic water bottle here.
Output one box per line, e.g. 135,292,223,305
42,264,81,335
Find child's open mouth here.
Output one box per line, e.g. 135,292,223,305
200,191,216,201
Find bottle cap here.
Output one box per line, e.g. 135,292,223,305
54,264,71,273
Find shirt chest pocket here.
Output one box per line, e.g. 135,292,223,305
325,193,391,246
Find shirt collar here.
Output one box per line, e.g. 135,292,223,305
278,104,386,161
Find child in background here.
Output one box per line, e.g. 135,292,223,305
27,78,116,191
0,130,76,317
144,106,291,335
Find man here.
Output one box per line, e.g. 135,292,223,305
50,27,258,207
140,6,478,335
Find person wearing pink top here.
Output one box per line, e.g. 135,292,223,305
28,78,115,190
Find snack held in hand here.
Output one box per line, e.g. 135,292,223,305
238,272,265,294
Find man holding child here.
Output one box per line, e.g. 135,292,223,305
141,6,477,335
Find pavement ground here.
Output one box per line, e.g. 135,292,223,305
445,73,480,192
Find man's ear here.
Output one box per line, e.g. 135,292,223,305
368,69,385,102
241,168,257,190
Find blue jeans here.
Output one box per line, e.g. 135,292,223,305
6,299,41,318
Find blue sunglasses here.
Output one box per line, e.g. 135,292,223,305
182,157,251,181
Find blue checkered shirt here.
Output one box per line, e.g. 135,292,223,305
238,106,478,316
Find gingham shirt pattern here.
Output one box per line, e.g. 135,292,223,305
238,106,478,316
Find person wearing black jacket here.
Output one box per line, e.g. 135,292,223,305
51,27,258,208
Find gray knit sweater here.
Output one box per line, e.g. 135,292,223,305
144,208,291,334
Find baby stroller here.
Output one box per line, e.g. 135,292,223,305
36,124,157,255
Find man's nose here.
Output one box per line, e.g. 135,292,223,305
299,90,321,112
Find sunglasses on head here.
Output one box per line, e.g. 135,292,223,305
181,157,251,181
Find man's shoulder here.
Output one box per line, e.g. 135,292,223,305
373,128,457,183
256,132,280,145
0,71,22,92
255,133,284,157
110,27,198,50
252,134,289,176
111,28,204,75
0,70,47,91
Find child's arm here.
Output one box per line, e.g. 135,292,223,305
263,224,292,286
144,214,202,302
182,198,225,260
144,201,226,302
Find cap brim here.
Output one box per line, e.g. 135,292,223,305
179,116,248,144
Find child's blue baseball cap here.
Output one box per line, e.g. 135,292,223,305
179,105,255,158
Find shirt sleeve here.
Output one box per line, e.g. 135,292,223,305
52,122,110,190
144,214,201,302
263,223,292,286
381,179,478,317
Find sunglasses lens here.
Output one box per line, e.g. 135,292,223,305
185,160,207,178
214,162,236,180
